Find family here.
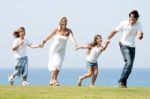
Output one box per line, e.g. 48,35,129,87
8,10,144,88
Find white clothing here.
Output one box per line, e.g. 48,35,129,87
12,38,30,58
86,46,102,63
115,20,143,47
48,34,68,71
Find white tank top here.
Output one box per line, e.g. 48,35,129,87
86,46,102,63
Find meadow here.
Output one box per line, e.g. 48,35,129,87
0,85,150,99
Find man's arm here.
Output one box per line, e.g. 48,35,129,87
107,30,118,41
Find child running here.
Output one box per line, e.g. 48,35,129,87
8,27,41,86
77,34,109,87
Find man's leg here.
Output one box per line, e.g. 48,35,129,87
119,45,134,87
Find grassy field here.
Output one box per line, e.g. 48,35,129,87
0,85,150,99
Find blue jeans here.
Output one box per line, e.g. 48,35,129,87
119,42,135,85
12,56,28,78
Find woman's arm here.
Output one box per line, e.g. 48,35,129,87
69,30,78,49
40,29,57,47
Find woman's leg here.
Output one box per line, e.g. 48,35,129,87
78,67,93,86
53,69,60,86
50,71,55,85
55,69,59,82
91,65,98,86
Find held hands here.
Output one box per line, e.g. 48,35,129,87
38,40,46,48
39,42,44,48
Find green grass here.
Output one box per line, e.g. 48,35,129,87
0,85,150,99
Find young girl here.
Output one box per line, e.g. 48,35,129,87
77,34,109,87
8,27,41,86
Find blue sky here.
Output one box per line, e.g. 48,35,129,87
0,0,149,68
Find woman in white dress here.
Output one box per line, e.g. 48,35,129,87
40,17,78,86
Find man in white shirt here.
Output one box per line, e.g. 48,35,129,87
106,10,144,88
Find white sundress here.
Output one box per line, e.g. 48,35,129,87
48,34,68,71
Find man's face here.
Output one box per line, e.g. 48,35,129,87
129,14,137,25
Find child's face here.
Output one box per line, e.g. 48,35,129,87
18,29,25,38
96,36,102,44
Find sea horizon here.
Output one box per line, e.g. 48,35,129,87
0,68,149,86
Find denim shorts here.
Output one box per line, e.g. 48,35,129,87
86,61,98,67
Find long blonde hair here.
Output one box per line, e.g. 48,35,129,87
57,17,67,32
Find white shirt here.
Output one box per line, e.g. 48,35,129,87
115,20,143,47
86,46,102,63
12,38,30,58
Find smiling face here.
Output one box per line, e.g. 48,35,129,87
96,36,102,45
129,14,137,25
18,28,25,38
60,17,67,30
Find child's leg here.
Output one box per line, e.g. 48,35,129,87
78,67,93,86
91,65,98,86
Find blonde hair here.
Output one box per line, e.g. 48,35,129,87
58,17,67,32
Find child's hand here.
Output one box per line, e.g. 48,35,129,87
106,39,110,44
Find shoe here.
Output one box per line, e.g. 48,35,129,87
8,74,14,85
22,81,30,86
90,85,95,87
90,83,95,87
77,77,82,87
119,81,126,88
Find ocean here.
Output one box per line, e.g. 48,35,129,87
0,68,149,86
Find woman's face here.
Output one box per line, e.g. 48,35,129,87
96,36,102,44
60,18,67,29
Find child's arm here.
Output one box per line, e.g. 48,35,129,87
12,40,24,51
77,44,91,50
28,43,41,48
101,40,110,51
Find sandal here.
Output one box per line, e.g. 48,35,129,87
53,82,60,86
49,81,54,86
